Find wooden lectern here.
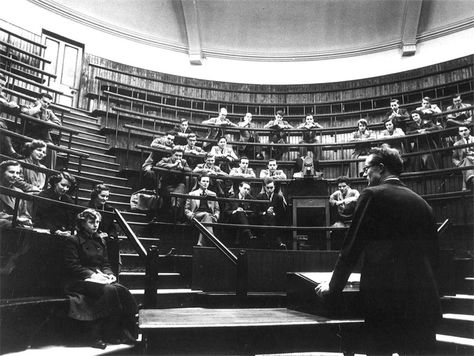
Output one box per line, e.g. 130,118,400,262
289,179,330,250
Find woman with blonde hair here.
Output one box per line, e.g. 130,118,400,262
63,208,137,348
16,140,47,193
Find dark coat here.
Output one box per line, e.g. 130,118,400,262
34,188,76,233
63,231,113,282
329,178,441,325
256,191,286,222
224,193,255,217
62,231,136,322
87,201,117,238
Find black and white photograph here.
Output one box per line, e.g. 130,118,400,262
1,0,473,355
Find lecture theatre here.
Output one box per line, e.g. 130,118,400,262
1,1,473,355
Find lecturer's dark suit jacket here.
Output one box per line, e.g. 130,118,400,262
329,178,441,327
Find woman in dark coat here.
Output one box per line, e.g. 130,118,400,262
87,184,121,276
33,171,77,236
63,208,137,348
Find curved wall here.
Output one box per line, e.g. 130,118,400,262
3,0,474,85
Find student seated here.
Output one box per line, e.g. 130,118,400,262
193,153,228,196
384,99,409,132
87,184,120,275
0,160,32,227
202,108,237,148
446,94,473,127
256,177,288,249
349,118,375,177
416,97,442,127
381,120,406,160
63,208,137,349
173,118,193,146
156,147,191,220
452,125,474,190
329,176,360,227
0,73,22,159
229,156,256,178
296,114,323,161
15,140,47,193
406,110,441,171
224,181,256,247
34,171,77,236
237,113,262,159
259,159,287,180
141,132,175,190
264,110,293,160
175,133,206,168
21,92,61,169
184,174,220,247
209,136,238,174
151,131,176,151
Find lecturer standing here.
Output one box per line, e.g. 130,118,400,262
315,144,441,355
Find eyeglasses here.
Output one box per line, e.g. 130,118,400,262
362,163,377,174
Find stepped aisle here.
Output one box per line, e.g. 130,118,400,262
57,106,196,307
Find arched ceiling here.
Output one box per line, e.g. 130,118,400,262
29,0,474,63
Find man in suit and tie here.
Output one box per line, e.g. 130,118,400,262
225,181,256,247
316,144,441,355
256,177,288,249
452,125,474,190
185,174,220,246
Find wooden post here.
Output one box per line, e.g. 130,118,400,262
236,249,248,299
144,245,159,308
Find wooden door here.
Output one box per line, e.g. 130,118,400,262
42,31,83,107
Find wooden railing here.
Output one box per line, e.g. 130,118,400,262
0,128,88,173
101,87,474,125
87,56,472,112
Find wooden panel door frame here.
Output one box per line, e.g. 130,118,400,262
42,29,84,108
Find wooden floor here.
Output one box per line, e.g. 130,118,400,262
139,307,362,329
3,344,134,356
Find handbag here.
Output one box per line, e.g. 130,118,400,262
130,189,157,211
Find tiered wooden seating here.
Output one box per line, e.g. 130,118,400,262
85,55,473,127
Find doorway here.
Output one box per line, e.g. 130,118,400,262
42,30,83,107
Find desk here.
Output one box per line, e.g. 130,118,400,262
292,196,330,250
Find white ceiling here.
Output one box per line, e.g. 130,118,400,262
47,0,474,60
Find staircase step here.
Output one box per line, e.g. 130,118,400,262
61,147,118,163
71,156,120,170
61,121,103,136
69,162,120,176
138,307,363,355
61,141,110,156
120,211,149,224
119,271,187,289
436,334,474,355
195,292,287,308
131,288,199,308
67,168,129,186
61,132,109,147
69,106,100,118
63,113,101,130
463,277,474,295
120,253,191,273
439,313,474,339
442,294,474,314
